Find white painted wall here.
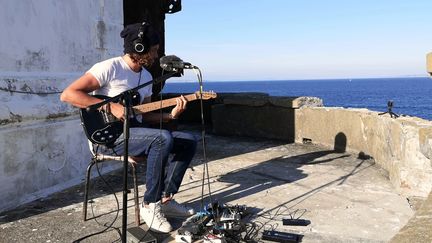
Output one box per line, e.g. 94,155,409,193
0,0,124,211
0,0,123,73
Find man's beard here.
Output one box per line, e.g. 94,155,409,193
130,53,152,68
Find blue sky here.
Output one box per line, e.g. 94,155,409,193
165,1,432,81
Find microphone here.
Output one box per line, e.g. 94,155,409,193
160,55,196,71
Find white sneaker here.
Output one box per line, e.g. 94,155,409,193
161,199,195,217
140,201,173,233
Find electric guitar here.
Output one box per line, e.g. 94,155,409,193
80,91,217,145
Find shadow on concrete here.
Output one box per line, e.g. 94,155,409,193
182,132,352,215
256,154,375,222
185,150,351,214
0,131,358,230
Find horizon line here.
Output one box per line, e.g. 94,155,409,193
168,75,431,83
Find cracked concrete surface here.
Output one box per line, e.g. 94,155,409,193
0,130,416,242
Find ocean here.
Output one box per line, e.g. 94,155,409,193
163,77,432,121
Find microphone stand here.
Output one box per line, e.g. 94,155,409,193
86,71,177,243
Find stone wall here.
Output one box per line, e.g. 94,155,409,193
0,1,123,212
211,93,323,142
210,94,432,198
0,0,122,73
295,107,432,197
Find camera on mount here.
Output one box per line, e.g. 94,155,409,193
378,100,399,118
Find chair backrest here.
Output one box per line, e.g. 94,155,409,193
88,140,96,157
87,139,146,164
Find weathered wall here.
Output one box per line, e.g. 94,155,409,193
0,118,83,210
211,93,322,142
295,107,432,197
0,0,123,212
210,94,432,198
0,0,122,73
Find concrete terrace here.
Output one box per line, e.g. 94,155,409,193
0,128,421,243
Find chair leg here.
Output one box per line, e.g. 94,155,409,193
83,159,96,221
131,164,141,226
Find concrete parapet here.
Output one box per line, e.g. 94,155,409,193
210,93,432,198
209,94,432,241
295,107,432,198
390,190,432,243
212,103,296,141
217,92,323,108
211,93,323,141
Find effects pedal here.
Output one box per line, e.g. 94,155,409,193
126,227,157,243
262,230,302,243
282,218,311,226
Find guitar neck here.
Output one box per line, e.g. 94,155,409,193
132,93,199,114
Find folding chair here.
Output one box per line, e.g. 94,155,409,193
83,141,145,226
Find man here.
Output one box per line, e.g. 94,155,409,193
60,22,197,233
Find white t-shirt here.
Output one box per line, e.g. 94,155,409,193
87,56,153,102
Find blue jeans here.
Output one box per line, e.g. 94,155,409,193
111,127,197,204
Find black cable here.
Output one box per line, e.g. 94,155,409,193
194,67,213,211
91,160,122,236
0,86,62,94
252,206,310,242
72,146,122,243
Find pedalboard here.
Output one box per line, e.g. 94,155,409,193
126,227,157,243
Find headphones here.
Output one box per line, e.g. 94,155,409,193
132,22,149,53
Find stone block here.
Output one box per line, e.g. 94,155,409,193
269,96,323,108
295,107,432,197
390,191,432,243
218,92,269,106
212,104,295,142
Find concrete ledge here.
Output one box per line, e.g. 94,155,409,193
212,104,296,141
218,92,270,106
211,93,323,141
209,94,431,198
217,92,323,108
207,93,432,242
391,190,432,243
295,107,432,198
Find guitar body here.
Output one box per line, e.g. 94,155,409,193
80,95,123,146
80,91,217,146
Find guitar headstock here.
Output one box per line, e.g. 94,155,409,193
195,90,217,100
